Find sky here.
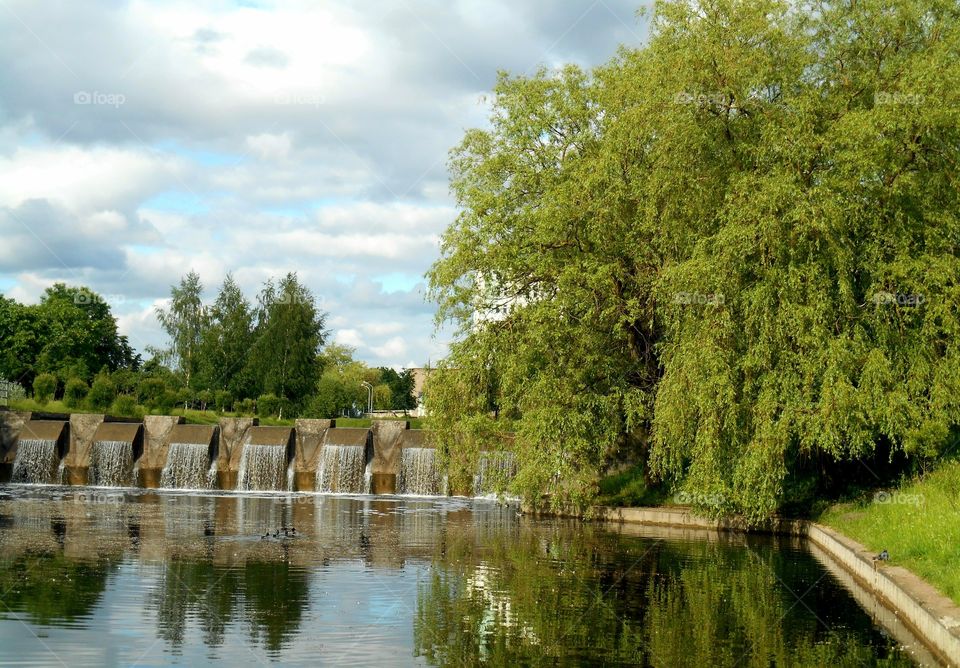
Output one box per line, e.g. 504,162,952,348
0,0,649,369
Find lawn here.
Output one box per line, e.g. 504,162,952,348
819,458,960,605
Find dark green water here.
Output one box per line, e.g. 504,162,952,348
0,487,927,666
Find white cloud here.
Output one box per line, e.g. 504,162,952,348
0,0,649,367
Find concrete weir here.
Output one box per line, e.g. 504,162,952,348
87,422,144,487
316,428,373,493
158,424,218,490
5,420,69,484
235,426,295,491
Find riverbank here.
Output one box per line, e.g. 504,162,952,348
590,505,960,665
819,459,960,607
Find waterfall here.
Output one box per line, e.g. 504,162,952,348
11,439,60,484
89,440,134,487
237,445,287,491
287,457,296,492
397,447,442,496
316,445,370,494
474,452,517,497
160,443,213,490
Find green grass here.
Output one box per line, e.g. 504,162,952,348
819,458,960,605
596,464,669,508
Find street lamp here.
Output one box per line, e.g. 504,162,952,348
360,381,373,416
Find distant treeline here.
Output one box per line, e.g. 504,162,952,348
0,273,416,418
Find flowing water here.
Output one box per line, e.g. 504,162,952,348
474,451,517,496
160,443,214,490
397,447,443,496
237,444,287,491
88,440,134,487
316,445,370,494
0,488,933,667
10,439,59,485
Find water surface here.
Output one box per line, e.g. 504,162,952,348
0,487,925,666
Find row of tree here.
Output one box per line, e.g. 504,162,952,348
427,0,960,520
1,273,417,418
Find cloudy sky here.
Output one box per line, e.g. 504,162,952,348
0,0,648,368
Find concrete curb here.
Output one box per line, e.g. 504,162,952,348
595,505,960,666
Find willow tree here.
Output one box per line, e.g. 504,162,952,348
428,0,960,518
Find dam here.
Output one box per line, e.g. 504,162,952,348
0,411,508,496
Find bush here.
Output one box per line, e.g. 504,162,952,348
198,389,214,411
158,390,179,413
238,398,256,415
63,377,89,408
214,390,234,413
139,378,167,408
174,388,193,410
33,373,57,405
257,393,288,418
0,379,27,403
87,374,116,411
111,394,140,418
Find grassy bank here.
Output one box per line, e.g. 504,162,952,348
819,459,960,605
6,399,423,429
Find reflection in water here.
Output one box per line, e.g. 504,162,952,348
0,488,927,666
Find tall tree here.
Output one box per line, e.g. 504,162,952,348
248,273,326,407
0,286,137,388
428,0,960,520
155,272,206,387
194,274,255,398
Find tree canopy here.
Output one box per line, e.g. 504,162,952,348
428,0,960,520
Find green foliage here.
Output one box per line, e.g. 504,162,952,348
257,393,288,418
0,286,138,390
32,373,57,405
214,390,234,413
87,373,116,411
63,378,89,409
154,271,206,386
247,273,326,409
138,378,167,409
378,367,417,410
428,0,960,520
110,394,140,418
194,274,256,399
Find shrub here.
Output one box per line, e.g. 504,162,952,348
139,378,167,408
111,394,140,418
175,388,194,410
33,373,57,405
87,374,116,411
63,377,89,408
238,398,256,415
257,393,288,418
198,389,214,411
158,390,179,413
214,390,234,413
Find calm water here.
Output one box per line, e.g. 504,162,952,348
0,487,926,666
